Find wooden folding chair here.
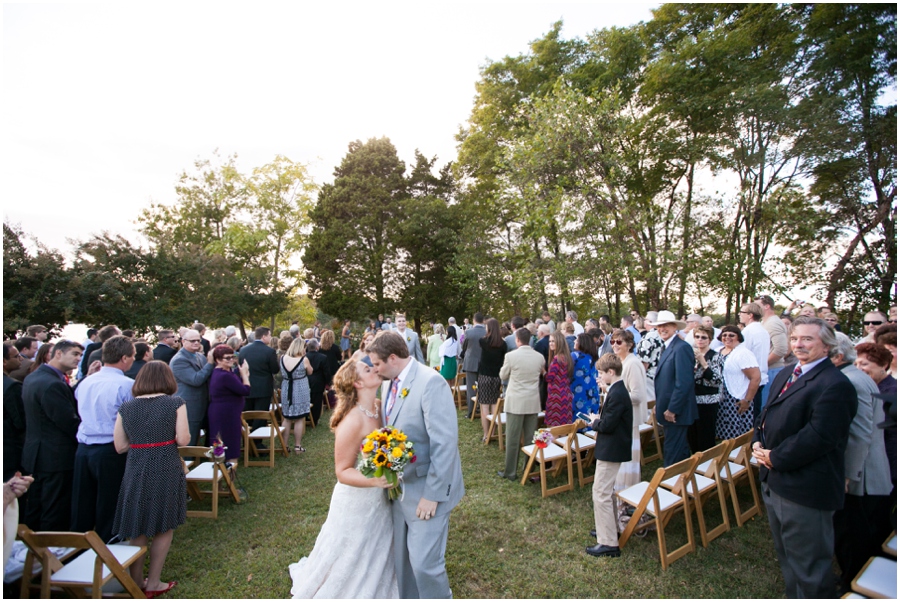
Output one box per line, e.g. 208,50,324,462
17,526,146,599
851,555,897,599
720,430,762,527
179,446,242,519
640,400,664,465
242,410,289,468
883,531,897,557
484,396,506,449
617,453,700,570
453,369,466,411
519,423,576,497
270,390,283,422
558,420,595,487
662,440,731,548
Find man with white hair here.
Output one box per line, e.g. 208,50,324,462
702,316,723,351
225,325,237,338
830,331,893,593
566,311,584,336
448,317,463,344
681,314,702,347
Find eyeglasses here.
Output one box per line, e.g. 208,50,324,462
222,355,235,360
863,321,883,326
721,333,738,339
739,310,752,315
694,336,709,340
610,339,624,345
183,338,201,343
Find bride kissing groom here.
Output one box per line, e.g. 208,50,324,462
289,330,465,599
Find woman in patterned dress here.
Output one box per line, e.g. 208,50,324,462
112,361,190,598
477,318,509,441
571,333,600,418
609,328,650,492
688,325,723,453
282,337,313,453
715,325,760,440
544,331,573,427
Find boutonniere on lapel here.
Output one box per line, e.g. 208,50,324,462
406,336,411,342
400,388,409,399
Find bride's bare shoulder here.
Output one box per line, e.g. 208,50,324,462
334,410,369,447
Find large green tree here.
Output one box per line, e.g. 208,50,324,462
304,138,406,319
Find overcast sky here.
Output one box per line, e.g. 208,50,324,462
3,1,657,254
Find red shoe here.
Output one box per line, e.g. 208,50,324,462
143,581,177,599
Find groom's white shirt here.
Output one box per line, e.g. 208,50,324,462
383,359,413,425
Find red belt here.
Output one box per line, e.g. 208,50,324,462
131,439,176,449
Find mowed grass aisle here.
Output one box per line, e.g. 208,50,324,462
163,408,784,598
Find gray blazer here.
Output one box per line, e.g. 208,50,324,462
839,363,893,496
460,324,486,373
397,329,425,364
385,359,464,511
169,348,214,406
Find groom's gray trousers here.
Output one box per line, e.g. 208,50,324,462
391,500,452,598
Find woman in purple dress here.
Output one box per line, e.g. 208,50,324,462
207,345,250,469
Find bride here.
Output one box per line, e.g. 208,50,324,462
289,357,398,599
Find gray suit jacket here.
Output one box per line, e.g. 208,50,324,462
397,329,425,364
839,363,893,496
169,348,214,406
384,359,464,513
460,324,486,372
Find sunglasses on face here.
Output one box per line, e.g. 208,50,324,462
721,334,738,339
863,321,883,326
694,336,709,340
610,340,624,345
222,356,235,360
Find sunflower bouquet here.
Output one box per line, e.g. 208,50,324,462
357,426,416,500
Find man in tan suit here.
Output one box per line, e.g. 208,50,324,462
498,328,546,480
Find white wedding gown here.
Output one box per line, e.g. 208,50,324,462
289,482,398,599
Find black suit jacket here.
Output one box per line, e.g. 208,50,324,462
124,359,147,380
4,374,26,479
654,337,698,426
21,365,80,473
533,336,550,364
239,341,279,398
80,342,102,376
753,359,857,511
592,380,633,463
153,344,177,364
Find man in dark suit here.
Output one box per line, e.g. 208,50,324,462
193,322,212,355
752,316,857,598
80,324,119,376
9,336,38,382
239,326,279,431
4,342,26,480
22,340,83,531
652,310,698,466
152,329,178,363
533,324,550,410
460,313,486,418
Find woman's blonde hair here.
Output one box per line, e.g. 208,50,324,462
286,337,307,358
320,329,335,350
330,359,361,430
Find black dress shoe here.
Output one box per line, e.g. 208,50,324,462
589,529,596,538
585,544,621,557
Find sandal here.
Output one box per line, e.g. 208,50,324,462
294,446,305,453
144,580,177,599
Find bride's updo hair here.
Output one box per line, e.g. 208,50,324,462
330,359,361,431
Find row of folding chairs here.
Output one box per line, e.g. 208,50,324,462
843,531,897,599
615,429,762,570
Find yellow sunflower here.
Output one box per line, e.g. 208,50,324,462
362,441,375,453
392,446,404,458
374,451,389,467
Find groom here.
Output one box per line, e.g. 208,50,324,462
367,331,465,599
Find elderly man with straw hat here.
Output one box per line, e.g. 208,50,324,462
650,310,698,466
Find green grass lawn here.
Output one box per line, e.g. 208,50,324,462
163,409,784,598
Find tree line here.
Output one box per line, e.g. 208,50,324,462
4,4,896,338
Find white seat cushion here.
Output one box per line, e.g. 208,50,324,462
52,544,143,584
662,474,716,496
639,423,653,434
583,430,597,439
697,459,745,480
249,426,284,438
854,556,897,599
617,481,682,515
186,461,218,481
521,443,567,462
570,433,596,450
885,534,897,556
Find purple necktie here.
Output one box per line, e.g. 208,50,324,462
385,378,400,422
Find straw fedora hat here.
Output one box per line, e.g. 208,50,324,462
649,310,687,330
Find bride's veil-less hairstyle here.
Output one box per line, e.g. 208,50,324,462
330,359,362,431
